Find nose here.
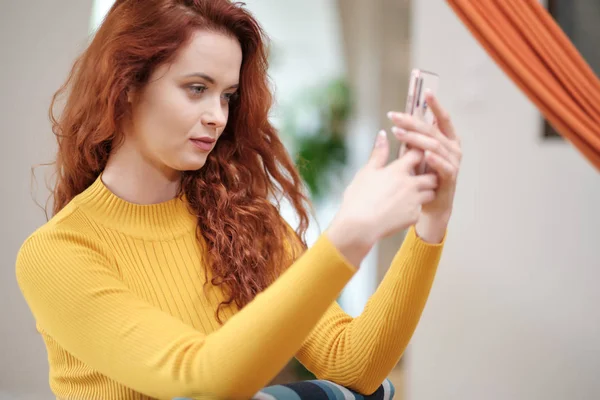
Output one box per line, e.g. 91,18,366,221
201,98,227,132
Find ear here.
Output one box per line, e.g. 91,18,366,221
123,88,137,118
126,86,139,104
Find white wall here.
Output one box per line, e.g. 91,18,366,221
406,1,600,399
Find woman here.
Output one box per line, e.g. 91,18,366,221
15,0,462,399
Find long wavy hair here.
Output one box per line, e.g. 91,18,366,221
48,0,310,322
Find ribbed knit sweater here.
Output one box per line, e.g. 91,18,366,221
16,175,444,399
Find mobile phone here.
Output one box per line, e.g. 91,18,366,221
399,68,440,174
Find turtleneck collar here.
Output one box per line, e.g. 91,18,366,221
73,174,197,239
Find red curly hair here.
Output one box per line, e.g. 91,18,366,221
48,0,310,322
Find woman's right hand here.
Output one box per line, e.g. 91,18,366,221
326,130,438,268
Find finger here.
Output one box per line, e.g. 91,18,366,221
395,148,424,173
366,130,390,169
414,173,438,191
388,111,453,151
392,127,457,166
449,141,463,165
418,190,436,204
424,91,457,140
388,112,436,138
425,150,457,182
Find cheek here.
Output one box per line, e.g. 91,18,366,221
163,92,205,135
139,92,198,145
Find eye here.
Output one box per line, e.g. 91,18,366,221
187,85,207,96
223,91,239,103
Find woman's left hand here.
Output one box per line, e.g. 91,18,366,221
387,91,462,243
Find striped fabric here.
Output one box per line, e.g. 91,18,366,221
172,379,395,400
252,379,395,400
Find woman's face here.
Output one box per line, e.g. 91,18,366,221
127,29,242,174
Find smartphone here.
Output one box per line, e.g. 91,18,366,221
399,68,440,174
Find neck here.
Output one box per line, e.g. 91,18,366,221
103,139,181,205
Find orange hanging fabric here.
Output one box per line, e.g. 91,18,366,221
446,0,600,170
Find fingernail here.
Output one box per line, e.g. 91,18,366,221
391,126,406,136
376,130,387,147
387,111,401,120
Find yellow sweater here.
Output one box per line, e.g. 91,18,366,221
16,175,444,400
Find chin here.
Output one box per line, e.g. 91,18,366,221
166,149,212,172
175,157,208,172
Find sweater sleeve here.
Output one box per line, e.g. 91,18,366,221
295,225,445,394
15,228,356,400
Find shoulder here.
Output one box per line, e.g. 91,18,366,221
16,201,115,281
18,199,101,251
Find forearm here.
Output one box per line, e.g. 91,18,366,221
206,234,357,398
297,226,444,394
352,227,442,389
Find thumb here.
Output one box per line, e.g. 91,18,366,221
367,130,389,169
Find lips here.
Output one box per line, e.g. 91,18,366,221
190,137,215,152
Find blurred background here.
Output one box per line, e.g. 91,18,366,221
1,0,599,399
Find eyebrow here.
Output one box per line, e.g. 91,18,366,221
183,73,239,89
